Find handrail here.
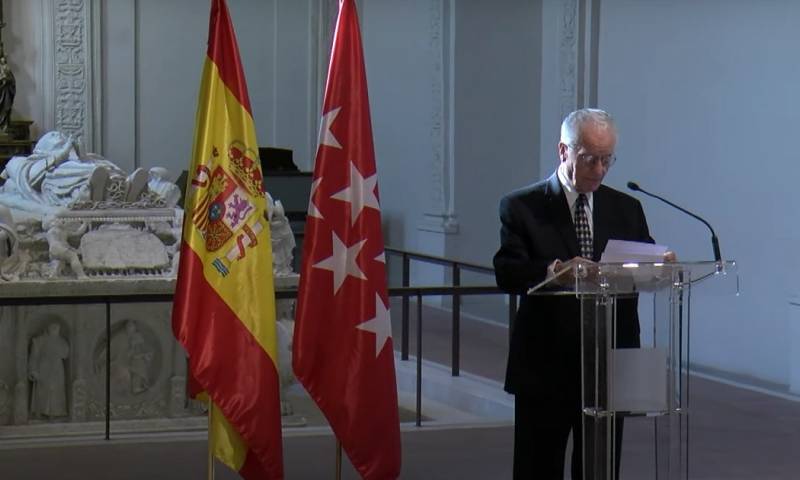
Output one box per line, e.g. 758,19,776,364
381,247,514,378
385,246,494,274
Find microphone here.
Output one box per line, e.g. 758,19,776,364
627,181,722,262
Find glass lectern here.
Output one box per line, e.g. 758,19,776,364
529,261,738,480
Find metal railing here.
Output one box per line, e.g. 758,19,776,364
383,247,517,426
385,247,501,374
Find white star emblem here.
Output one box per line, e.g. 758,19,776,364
375,251,386,263
307,177,324,219
331,161,380,223
357,294,393,357
312,232,367,294
318,106,342,149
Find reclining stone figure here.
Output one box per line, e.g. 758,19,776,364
0,131,150,213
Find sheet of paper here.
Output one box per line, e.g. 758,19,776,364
600,239,668,263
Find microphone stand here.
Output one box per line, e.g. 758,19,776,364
627,182,722,262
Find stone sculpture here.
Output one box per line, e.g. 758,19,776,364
267,193,295,277
43,218,88,279
0,131,151,212
95,320,153,397
0,131,184,280
0,203,27,280
147,167,182,208
0,56,15,132
28,322,69,418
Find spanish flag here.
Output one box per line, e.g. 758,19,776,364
172,0,284,478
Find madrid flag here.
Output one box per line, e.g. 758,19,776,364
293,0,402,478
172,0,283,478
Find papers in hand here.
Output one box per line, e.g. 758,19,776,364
600,239,668,263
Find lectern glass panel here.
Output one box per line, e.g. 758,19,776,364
528,261,738,480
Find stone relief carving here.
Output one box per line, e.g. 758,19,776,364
70,377,87,422
28,322,70,419
86,395,167,420
94,320,157,398
80,224,170,274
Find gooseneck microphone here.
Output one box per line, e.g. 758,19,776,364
627,181,722,262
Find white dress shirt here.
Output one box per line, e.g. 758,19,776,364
557,164,593,235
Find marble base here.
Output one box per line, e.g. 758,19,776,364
0,274,300,435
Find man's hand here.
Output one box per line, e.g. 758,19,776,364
549,256,596,286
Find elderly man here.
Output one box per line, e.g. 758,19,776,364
494,108,665,479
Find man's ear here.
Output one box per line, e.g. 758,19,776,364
557,142,568,162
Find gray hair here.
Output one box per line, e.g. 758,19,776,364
560,108,616,147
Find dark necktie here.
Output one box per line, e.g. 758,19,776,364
575,193,593,259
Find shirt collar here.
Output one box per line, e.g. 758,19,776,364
557,163,594,212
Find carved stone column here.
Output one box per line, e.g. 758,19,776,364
43,0,101,152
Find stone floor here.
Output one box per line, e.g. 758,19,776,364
1,299,799,479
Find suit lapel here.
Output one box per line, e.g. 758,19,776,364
592,186,611,262
545,173,580,258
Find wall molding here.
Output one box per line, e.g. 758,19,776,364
418,0,458,235
560,0,601,114
559,0,578,118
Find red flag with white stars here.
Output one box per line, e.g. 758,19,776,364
292,0,401,479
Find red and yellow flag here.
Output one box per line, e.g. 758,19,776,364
172,0,283,478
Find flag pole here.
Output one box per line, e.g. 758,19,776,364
208,399,215,480
335,439,342,480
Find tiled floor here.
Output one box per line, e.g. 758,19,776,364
1,300,799,479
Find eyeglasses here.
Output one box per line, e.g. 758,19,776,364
568,145,616,168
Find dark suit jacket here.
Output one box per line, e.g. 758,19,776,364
493,172,654,404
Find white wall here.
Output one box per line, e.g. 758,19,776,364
594,0,799,385
448,0,541,267
538,0,571,177
363,0,541,296
361,0,434,253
